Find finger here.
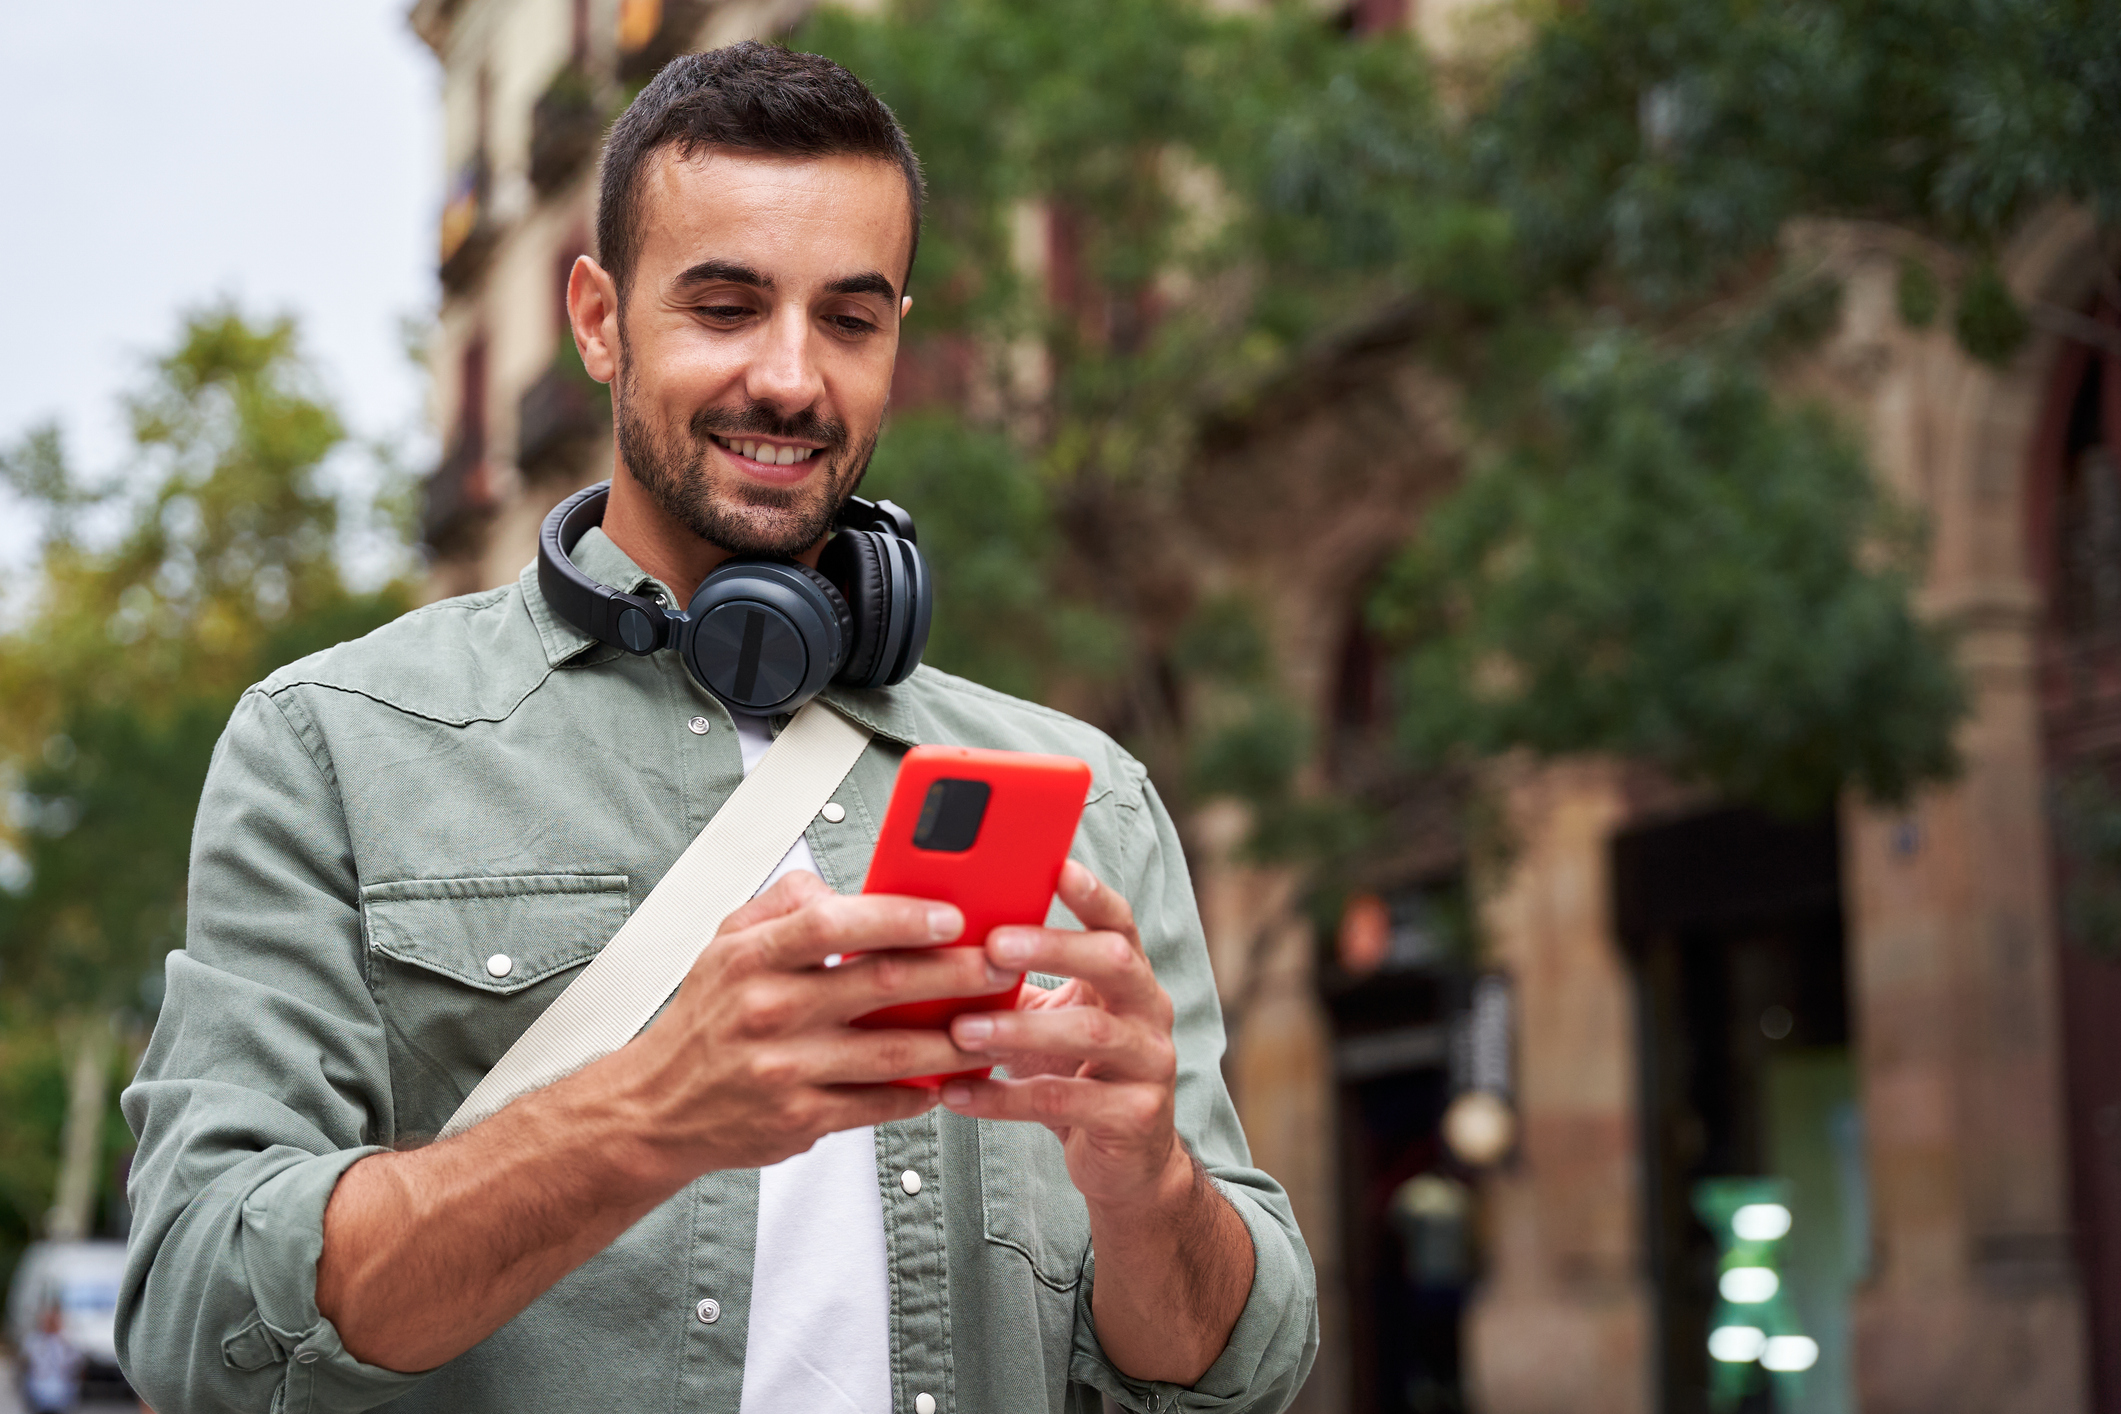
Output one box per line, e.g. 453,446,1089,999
937,1073,1171,1137
759,1027,984,1088
1057,859,1138,942
717,869,834,938
987,925,1166,1018
814,942,1023,1023
800,1082,944,1135
949,1005,1173,1082
745,891,965,971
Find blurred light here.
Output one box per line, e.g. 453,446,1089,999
1337,893,1390,976
1762,1336,1820,1372
1708,1326,1766,1363
1759,1004,1794,1040
1442,1090,1517,1167
1719,1266,1780,1303
1732,1203,1792,1241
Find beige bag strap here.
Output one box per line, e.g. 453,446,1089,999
439,700,873,1138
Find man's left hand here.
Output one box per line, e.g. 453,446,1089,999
940,859,1256,1387
939,859,1184,1208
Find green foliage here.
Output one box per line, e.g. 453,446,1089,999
858,412,1106,699
1374,335,1963,814
1896,257,1941,328
0,305,411,1019
1475,0,2121,315
0,1025,67,1292
795,0,2112,825
1955,261,2032,365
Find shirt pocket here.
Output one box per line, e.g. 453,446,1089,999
361,873,629,1140
977,1118,1092,1291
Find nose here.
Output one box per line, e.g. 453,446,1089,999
745,302,825,421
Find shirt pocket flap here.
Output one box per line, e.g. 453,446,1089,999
360,874,630,994
978,1118,1091,1291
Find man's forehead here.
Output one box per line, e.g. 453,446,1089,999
634,145,913,290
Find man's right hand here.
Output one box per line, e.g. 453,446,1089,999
614,869,1008,1179
316,869,1000,1372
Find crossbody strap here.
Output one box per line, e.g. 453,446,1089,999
439,700,874,1139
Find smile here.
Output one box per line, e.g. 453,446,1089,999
709,434,820,467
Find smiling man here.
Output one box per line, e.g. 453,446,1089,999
117,42,1316,1414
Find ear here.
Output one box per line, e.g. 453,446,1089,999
900,295,914,321
568,255,623,384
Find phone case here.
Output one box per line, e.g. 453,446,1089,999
853,744,1092,1086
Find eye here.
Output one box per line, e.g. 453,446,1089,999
698,304,754,323
830,314,879,336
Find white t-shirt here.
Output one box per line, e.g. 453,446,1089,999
730,712,892,1414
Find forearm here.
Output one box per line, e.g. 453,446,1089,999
316,1052,675,1371
1087,1146,1256,1386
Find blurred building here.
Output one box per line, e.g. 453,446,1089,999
409,3,2121,1413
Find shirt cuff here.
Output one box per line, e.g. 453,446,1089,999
235,1147,434,1411
1069,1176,1320,1413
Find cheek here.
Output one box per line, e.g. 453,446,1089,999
631,330,748,411
825,342,901,425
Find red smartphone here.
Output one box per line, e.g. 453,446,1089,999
852,744,1092,1087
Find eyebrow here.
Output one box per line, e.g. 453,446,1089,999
673,259,771,291
824,270,899,302
671,260,899,304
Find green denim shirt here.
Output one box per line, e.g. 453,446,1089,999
118,528,1318,1414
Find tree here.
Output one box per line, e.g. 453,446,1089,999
802,0,2116,832
0,305,411,1276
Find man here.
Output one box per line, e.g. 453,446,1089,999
119,42,1315,1414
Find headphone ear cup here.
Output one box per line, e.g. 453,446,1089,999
819,529,893,687
878,535,933,687
790,561,855,675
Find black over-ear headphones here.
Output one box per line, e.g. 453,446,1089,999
538,480,934,714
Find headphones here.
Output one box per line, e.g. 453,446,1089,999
538,480,934,714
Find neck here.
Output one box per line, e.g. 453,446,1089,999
600,461,826,604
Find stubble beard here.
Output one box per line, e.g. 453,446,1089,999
613,349,877,560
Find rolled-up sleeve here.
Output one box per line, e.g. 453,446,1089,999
120,687,425,1413
1069,777,1320,1413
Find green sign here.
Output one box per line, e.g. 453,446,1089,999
1693,1177,1820,1410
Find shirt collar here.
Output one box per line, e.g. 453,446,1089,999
521,525,680,670
520,526,926,748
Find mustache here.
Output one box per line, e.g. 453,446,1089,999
689,401,848,451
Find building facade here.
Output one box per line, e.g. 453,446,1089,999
409,4,2119,1412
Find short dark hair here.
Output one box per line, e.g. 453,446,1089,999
596,42,925,303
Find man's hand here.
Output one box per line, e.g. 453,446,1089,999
937,861,1256,1387
617,869,1007,1182
318,871,999,1372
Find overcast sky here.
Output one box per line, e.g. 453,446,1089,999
0,0,440,571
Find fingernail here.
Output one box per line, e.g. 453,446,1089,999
942,1082,973,1107
928,905,963,941
985,964,1021,990
955,1015,995,1046
992,930,1033,963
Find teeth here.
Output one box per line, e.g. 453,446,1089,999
714,435,814,466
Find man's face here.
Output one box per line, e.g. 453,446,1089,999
611,147,912,558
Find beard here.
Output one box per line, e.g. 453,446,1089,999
613,353,877,560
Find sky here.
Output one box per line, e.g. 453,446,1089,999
0,0,441,574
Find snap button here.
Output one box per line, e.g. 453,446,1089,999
485,954,513,979
821,802,847,824
295,1351,319,1365
915,1395,936,1414
687,716,711,735
900,1169,922,1196
696,1297,721,1324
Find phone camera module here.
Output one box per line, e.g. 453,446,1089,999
911,778,991,852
